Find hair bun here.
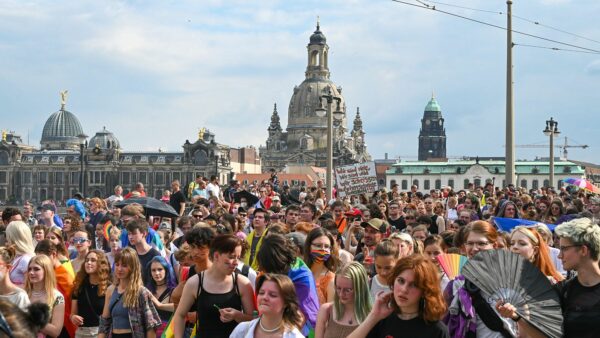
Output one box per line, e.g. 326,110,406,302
26,303,51,330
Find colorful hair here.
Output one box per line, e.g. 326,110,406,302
66,198,87,220
256,273,304,331
387,254,447,322
5,221,34,256
334,262,372,324
114,247,143,308
145,255,177,293
510,227,563,282
72,250,111,297
25,255,57,308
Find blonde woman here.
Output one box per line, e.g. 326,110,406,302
98,247,161,338
25,254,65,337
6,220,35,288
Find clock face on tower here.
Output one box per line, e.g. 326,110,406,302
425,120,430,125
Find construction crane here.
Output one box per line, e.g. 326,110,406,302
513,137,588,160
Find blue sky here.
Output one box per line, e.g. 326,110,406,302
1,0,598,163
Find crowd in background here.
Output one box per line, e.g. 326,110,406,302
0,174,599,338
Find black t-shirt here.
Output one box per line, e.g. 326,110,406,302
138,247,162,284
388,216,406,232
366,314,449,338
170,190,186,214
72,278,106,327
557,277,600,338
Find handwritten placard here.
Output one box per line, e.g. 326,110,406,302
334,162,378,197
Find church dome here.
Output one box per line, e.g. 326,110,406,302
41,109,85,150
89,127,120,149
310,26,327,45
425,97,441,112
287,79,346,130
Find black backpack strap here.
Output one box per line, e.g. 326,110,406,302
233,271,240,296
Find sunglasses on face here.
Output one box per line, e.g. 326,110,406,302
72,237,88,245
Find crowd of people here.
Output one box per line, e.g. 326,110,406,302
0,176,599,338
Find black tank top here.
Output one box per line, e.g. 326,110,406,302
195,271,242,338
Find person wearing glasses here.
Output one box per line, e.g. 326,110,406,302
70,229,92,274
443,221,517,338
304,227,339,304
497,217,600,338
315,262,371,338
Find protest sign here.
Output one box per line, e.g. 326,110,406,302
334,161,378,197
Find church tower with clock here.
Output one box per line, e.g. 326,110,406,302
418,95,447,161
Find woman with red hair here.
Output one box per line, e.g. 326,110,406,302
347,254,449,338
509,226,564,283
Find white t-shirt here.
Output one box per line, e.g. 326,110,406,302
0,288,30,310
206,183,221,199
369,274,391,300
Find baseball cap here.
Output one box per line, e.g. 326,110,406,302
360,218,386,233
38,203,56,213
272,196,280,202
345,208,362,217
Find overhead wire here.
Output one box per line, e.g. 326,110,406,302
513,43,600,55
415,0,600,45
390,0,600,54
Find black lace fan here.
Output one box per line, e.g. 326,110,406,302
462,250,563,338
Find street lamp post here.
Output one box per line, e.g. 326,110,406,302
77,133,88,195
543,118,560,188
315,89,343,202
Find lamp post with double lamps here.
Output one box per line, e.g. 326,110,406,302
315,88,344,202
543,118,560,188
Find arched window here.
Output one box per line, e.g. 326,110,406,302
401,180,408,190
520,179,527,189
474,179,481,188
413,179,419,188
424,180,430,190
448,179,455,189
543,179,550,188
532,180,539,190
464,179,470,189
435,179,441,189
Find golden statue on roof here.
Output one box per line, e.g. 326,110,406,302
198,127,206,140
60,90,69,109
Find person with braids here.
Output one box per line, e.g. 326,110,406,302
98,247,161,338
348,254,449,338
0,299,50,338
315,262,372,338
70,250,111,337
230,273,305,338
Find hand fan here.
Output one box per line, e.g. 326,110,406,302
436,253,468,280
462,250,563,338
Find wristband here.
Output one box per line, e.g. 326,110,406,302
512,313,521,322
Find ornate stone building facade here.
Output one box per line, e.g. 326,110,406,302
0,100,232,203
418,96,447,161
260,22,371,171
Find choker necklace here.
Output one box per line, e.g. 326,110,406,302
156,281,167,286
259,317,282,333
